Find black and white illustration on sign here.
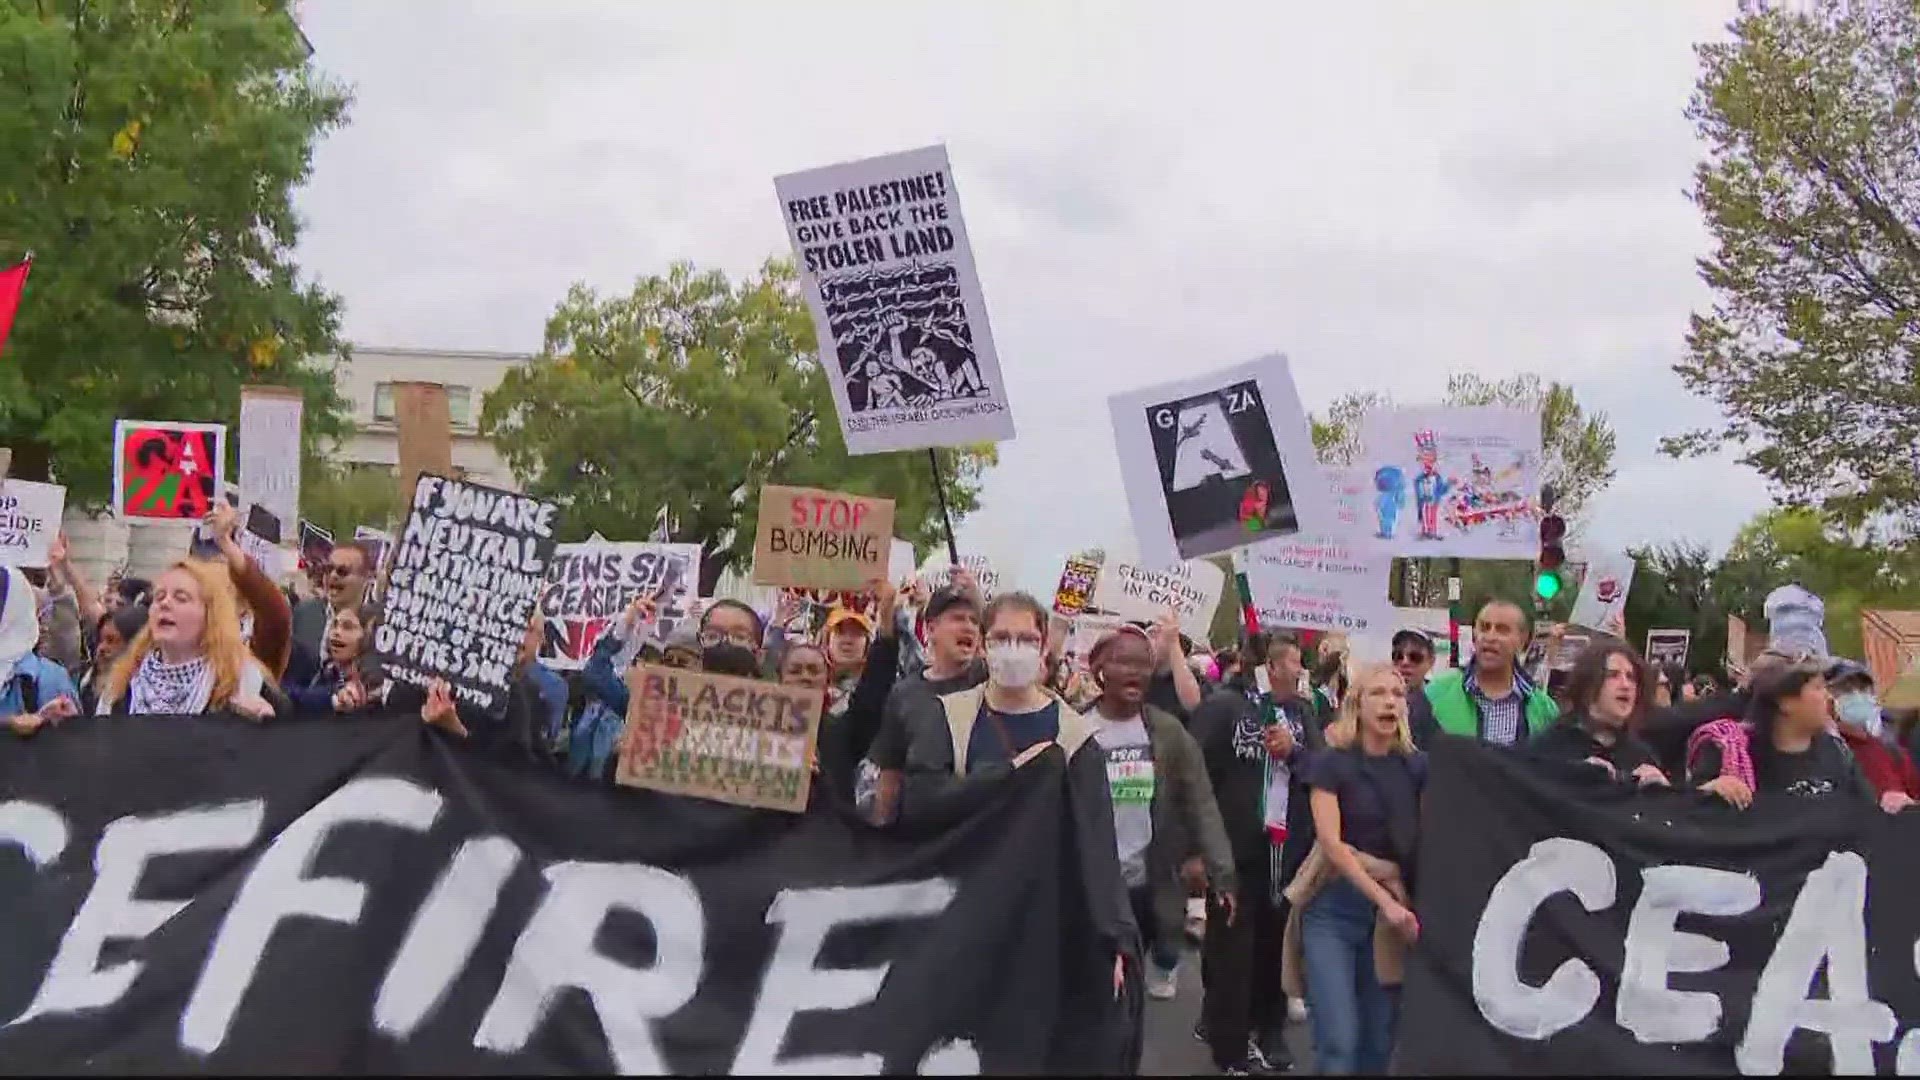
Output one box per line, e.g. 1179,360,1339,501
776,144,1016,455
1109,354,1335,568
374,473,559,716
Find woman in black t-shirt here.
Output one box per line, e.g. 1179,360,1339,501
1691,660,1873,808
1299,663,1425,1075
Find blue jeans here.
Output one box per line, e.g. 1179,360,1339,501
1300,878,1397,1074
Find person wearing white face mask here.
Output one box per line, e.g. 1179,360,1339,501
1826,659,1920,813
898,591,1142,1071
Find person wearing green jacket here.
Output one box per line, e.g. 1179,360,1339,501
1410,599,1558,749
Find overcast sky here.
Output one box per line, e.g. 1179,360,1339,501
294,1,1776,591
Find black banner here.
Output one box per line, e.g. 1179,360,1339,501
0,716,1113,1073
1399,739,1920,1075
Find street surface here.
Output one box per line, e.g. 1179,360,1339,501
1140,940,1313,1076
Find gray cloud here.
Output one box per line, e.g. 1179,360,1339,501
293,0,1766,577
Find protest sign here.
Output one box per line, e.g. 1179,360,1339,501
1065,612,1124,662
616,664,823,813
1399,737,1920,1075
1347,606,1458,672
890,537,917,583
374,475,559,716
1324,464,1369,539
1053,553,1103,617
0,714,1121,1074
1108,354,1332,567
298,519,333,569
752,484,893,590
776,145,1015,455
1357,405,1543,559
1090,559,1226,643
1647,628,1691,669
1237,534,1392,637
916,549,1002,597
237,385,302,533
538,540,701,669
0,478,64,568
1569,552,1634,638
113,420,225,520
354,525,394,573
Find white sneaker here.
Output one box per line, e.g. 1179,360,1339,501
1146,962,1179,1000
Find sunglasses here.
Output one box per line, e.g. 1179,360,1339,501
1392,651,1431,663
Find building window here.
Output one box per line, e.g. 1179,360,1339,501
448,385,473,428
371,383,473,428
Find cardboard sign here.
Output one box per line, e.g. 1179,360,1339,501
916,550,1002,598
889,538,917,584
1237,535,1393,637
538,540,702,670
1647,628,1691,670
1053,554,1104,617
752,485,893,590
775,144,1016,454
298,520,333,570
1090,559,1226,644
113,420,225,520
237,385,303,534
615,664,823,813
1107,354,1333,566
374,475,559,716
1357,405,1543,560
0,479,64,569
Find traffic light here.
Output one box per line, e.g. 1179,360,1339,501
1535,484,1566,602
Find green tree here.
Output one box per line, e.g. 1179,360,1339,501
1622,541,1729,673
1711,507,1920,658
481,259,995,594
0,0,352,503
1664,1,1920,525
301,463,402,539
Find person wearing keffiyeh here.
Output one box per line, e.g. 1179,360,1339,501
93,560,288,721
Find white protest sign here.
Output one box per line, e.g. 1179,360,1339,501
1325,465,1369,540
1347,606,1460,674
1237,535,1393,638
237,386,302,534
916,549,1002,598
776,144,1015,454
0,479,65,569
1090,559,1226,643
538,541,702,671
1066,613,1125,662
1107,354,1333,568
1647,628,1691,670
1570,552,1635,638
889,538,917,584
1357,405,1543,559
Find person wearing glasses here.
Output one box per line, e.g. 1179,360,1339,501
1390,629,1435,694
897,591,1140,1072
289,539,379,674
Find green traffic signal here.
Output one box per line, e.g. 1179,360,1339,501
1533,569,1563,600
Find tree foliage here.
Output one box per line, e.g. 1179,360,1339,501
0,0,352,505
480,260,995,594
1665,1,1920,525
1712,507,1920,658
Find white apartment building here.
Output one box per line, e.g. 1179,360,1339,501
325,345,531,490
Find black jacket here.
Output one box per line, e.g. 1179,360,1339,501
1528,716,1661,780
1644,690,1748,779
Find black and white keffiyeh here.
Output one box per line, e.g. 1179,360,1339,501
125,651,215,716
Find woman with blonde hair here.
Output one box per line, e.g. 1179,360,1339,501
94,559,287,720
1281,661,1424,1074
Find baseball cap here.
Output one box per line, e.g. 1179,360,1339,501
923,586,982,623
823,607,875,637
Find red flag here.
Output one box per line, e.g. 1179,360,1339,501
0,258,30,359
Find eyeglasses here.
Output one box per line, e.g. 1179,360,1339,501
1392,651,1431,663
698,630,757,650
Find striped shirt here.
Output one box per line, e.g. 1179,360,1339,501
1464,665,1534,747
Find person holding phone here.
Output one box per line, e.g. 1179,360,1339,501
283,601,385,716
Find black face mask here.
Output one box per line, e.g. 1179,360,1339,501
701,643,760,679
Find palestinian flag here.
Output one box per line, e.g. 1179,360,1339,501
0,257,30,359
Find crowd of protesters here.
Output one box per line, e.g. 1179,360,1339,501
4,499,1915,1076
